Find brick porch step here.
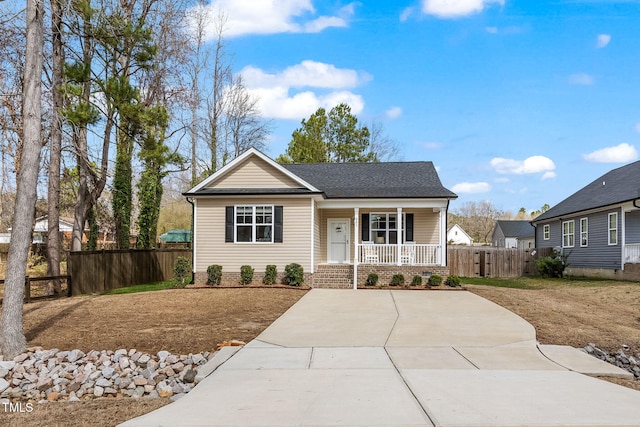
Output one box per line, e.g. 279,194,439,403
313,264,353,289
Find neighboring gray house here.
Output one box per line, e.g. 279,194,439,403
492,220,535,249
531,160,640,279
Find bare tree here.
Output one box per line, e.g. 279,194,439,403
223,74,269,159
1,0,44,358
367,120,401,162
450,200,506,244
46,0,65,294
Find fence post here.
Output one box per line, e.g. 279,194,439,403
67,275,72,297
24,276,30,304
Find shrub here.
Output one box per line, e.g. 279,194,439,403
390,274,405,286
207,264,223,286
445,275,461,287
284,263,304,286
411,275,423,286
263,265,277,285
535,249,569,278
240,265,254,285
365,273,379,286
427,274,442,286
173,256,191,288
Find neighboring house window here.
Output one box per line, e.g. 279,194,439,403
235,205,273,243
543,224,550,240
608,212,618,245
562,220,574,248
580,218,588,247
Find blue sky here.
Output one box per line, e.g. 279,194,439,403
198,0,640,215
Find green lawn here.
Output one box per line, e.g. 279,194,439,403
460,275,640,289
102,281,179,295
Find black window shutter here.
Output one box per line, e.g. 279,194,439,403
225,206,234,242
274,206,283,243
405,214,414,242
361,214,370,242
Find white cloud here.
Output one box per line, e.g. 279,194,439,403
494,177,510,183
420,142,443,150
485,26,498,34
385,106,403,119
490,155,556,176
240,61,369,120
568,73,595,85
596,34,611,48
400,7,415,22
422,0,504,18
542,171,556,180
583,143,638,163
452,182,491,194
199,1,355,38
635,123,640,133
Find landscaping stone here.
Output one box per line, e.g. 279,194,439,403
0,348,214,402
584,343,640,379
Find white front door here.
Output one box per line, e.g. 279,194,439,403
328,219,350,263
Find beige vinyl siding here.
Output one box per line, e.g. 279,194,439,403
209,156,301,189
195,197,312,273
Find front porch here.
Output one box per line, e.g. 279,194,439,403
311,263,451,289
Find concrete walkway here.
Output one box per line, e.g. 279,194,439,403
121,290,640,427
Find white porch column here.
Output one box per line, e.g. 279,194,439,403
310,198,315,274
439,208,447,266
397,207,403,266
353,207,359,290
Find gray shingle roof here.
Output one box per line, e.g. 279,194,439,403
495,220,535,238
281,162,458,199
533,160,640,222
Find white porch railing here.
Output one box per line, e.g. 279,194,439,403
624,243,640,263
357,243,441,266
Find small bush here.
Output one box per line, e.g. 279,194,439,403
263,265,277,285
365,273,379,286
535,249,569,278
284,263,304,286
173,256,191,288
427,274,442,286
390,274,405,286
445,275,461,287
207,264,223,286
240,265,254,285
411,275,422,286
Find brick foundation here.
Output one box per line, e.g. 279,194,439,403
356,265,450,287
194,271,313,286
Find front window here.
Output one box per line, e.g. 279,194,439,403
370,213,405,244
543,224,550,240
235,205,273,243
562,220,574,248
580,218,588,247
608,212,618,245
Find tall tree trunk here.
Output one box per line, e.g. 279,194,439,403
1,0,44,358
46,0,64,294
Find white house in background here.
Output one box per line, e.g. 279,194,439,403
447,224,473,245
492,220,536,249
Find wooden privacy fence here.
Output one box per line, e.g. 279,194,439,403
67,249,191,295
448,247,554,278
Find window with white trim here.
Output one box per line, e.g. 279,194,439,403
562,220,574,248
370,213,405,244
543,224,550,240
608,212,618,245
235,205,273,243
580,218,588,247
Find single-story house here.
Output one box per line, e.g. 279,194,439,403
183,148,458,288
492,220,535,249
447,224,473,245
531,160,640,280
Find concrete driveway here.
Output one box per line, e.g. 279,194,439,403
121,289,640,427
